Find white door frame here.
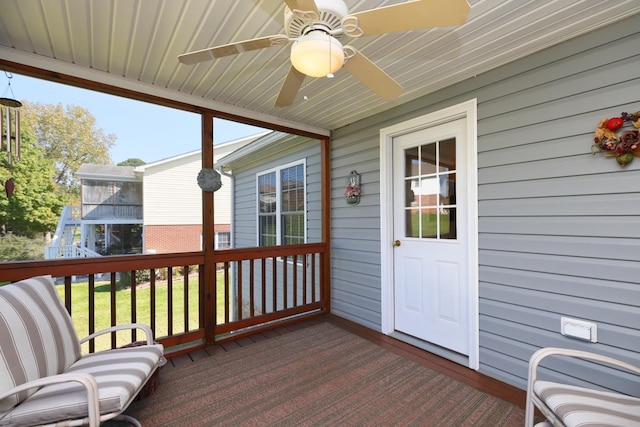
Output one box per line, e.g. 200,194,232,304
379,99,479,370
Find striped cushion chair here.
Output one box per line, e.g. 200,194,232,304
0,275,165,426
525,347,640,427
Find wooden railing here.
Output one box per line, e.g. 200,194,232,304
0,243,328,357
213,243,326,339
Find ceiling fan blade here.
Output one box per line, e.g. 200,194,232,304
343,49,403,100
275,66,306,107
178,35,289,65
284,0,318,13
343,0,470,37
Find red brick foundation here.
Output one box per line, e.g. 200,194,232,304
144,225,202,253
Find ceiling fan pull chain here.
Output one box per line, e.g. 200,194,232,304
341,16,363,38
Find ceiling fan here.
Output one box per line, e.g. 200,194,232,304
178,0,470,107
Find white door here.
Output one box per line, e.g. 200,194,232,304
392,118,469,355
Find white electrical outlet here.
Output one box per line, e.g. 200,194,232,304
561,317,597,343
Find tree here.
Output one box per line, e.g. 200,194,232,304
0,131,64,238
20,101,115,204
118,158,146,167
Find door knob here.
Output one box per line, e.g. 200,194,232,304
392,240,401,247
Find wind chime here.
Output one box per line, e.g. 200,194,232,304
0,71,21,197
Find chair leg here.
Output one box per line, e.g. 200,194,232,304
524,391,535,427
114,414,142,427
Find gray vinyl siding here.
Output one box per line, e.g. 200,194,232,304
228,136,323,313
330,14,640,394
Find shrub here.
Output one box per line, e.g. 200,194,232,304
0,233,46,261
118,269,152,288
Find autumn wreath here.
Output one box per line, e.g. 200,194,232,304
592,111,640,166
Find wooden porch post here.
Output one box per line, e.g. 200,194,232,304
321,136,331,312
201,111,216,345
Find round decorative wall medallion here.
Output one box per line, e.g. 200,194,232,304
197,168,222,192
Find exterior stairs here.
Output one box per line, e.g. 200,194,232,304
45,206,101,259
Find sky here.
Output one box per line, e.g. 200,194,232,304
6,73,267,164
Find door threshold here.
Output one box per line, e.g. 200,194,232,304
389,330,470,367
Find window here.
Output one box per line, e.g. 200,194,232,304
403,138,457,240
81,179,142,220
215,232,231,249
257,162,306,246
90,223,142,255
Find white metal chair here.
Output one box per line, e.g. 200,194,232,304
0,275,165,426
525,347,640,427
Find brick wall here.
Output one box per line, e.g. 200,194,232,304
144,225,202,253
144,224,231,253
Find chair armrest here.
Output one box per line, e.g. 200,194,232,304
0,373,100,427
528,347,640,385
525,347,640,427
79,323,155,346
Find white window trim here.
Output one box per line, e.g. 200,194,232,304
255,159,308,247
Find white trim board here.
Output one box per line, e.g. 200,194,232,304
379,99,479,370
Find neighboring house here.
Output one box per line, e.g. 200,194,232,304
46,133,264,258
218,19,639,397
77,164,143,256
134,132,266,253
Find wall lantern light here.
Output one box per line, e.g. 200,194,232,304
345,170,361,205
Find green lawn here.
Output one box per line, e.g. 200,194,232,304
58,272,227,352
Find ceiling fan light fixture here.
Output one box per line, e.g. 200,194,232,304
290,31,344,78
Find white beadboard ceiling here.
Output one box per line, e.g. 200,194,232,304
0,0,639,136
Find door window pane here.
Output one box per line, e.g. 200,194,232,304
404,146,419,177
421,208,438,239
440,208,457,239
440,172,456,205
420,143,437,175
405,210,420,238
404,179,418,208
439,138,456,172
419,176,438,205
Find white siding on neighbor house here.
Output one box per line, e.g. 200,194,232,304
141,138,256,226
330,14,640,395
143,152,202,225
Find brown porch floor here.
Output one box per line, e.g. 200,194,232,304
166,314,526,409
